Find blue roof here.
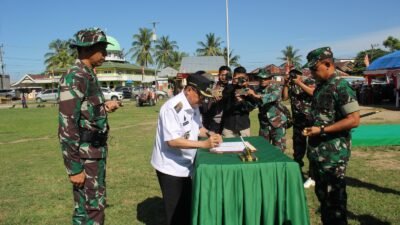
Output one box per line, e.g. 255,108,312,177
367,50,400,70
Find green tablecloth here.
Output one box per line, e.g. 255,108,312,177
352,124,400,146
192,136,310,225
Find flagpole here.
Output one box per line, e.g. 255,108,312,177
225,0,230,67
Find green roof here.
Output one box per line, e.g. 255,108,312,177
106,36,121,52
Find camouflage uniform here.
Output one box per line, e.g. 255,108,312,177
256,69,288,151
287,76,315,167
305,47,360,225
59,28,112,225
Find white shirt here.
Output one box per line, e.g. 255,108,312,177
151,91,202,177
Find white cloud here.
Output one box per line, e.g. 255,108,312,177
321,27,400,58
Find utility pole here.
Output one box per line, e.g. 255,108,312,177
370,43,379,60
0,44,5,75
151,22,159,90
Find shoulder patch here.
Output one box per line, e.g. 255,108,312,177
174,102,183,113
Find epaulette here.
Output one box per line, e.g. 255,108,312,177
174,102,183,113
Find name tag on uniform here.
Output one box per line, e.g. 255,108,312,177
183,121,189,126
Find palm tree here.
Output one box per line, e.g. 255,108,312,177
44,39,75,70
167,51,188,70
196,33,223,56
129,27,154,68
277,45,302,68
154,35,178,69
223,47,240,67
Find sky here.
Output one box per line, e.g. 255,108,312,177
1,0,400,82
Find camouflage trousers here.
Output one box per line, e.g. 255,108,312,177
259,123,286,152
292,126,307,168
310,160,348,225
72,159,107,225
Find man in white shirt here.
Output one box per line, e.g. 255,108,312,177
151,72,223,225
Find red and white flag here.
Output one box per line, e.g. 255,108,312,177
364,54,370,67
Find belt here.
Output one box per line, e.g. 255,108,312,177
79,129,108,148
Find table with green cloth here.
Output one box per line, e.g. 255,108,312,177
191,136,310,225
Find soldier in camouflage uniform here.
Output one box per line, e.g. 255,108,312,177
58,28,121,225
303,47,360,225
247,68,288,151
282,68,315,168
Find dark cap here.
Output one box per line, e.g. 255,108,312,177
256,68,274,79
303,47,333,68
70,27,113,48
186,73,213,98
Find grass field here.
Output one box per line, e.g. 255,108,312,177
0,101,399,225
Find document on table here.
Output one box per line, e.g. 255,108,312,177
210,141,256,153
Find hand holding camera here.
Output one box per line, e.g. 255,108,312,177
235,87,250,96
288,69,303,85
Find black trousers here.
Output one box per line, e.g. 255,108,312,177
156,170,192,225
292,126,307,168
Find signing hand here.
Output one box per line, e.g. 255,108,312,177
207,134,223,148
69,171,86,188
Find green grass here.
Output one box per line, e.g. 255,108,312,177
0,101,399,225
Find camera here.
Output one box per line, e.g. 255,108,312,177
288,69,302,84
235,88,249,96
289,71,298,80
238,77,248,85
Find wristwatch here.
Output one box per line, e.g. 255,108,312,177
320,125,327,137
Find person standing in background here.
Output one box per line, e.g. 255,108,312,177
282,67,316,187
201,65,231,134
221,66,257,137
247,68,288,151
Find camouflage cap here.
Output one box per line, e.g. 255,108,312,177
256,68,274,79
303,47,333,68
70,27,113,48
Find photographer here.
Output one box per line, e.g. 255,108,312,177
221,66,257,137
200,66,231,134
282,67,316,187
247,68,287,151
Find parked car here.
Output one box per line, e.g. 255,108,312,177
132,86,144,98
132,86,167,100
115,86,132,99
101,88,123,101
0,89,17,100
36,89,58,102
154,89,168,100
